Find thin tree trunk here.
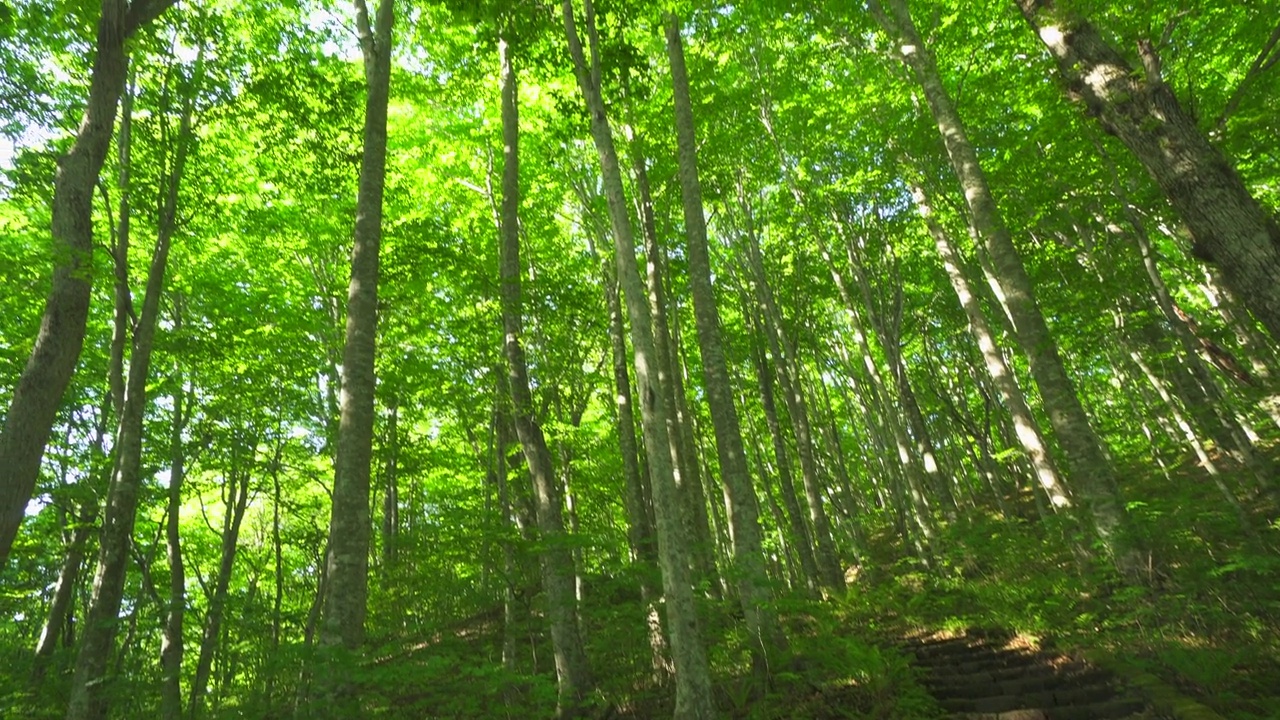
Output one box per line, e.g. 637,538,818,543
496,36,593,716
33,505,95,674
827,250,937,553
874,0,1141,575
66,56,194,720
189,444,255,719
909,182,1072,512
1016,0,1280,341
746,303,820,594
0,0,172,566
598,247,658,571
626,122,718,591
564,2,714,716
590,232,671,680
493,413,518,673
160,371,188,720
319,0,393,699
381,401,399,568
738,197,845,591
34,315,123,679
266,439,284,710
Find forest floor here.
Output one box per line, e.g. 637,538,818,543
362,452,1279,719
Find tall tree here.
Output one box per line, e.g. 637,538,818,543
871,0,1142,575
563,1,715,716
66,39,198,720
907,180,1071,512
496,32,593,715
318,0,394,680
0,0,174,567
664,10,782,675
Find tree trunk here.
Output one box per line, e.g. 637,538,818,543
0,0,172,567
626,119,718,590
666,13,786,670
319,0,393,693
746,302,820,594
908,181,1072,512
497,35,594,716
33,505,95,675
1093,146,1274,487
66,55,194,719
738,198,845,591
1016,0,1280,341
381,401,400,568
599,247,659,572
160,374,188,720
874,0,1141,575
563,2,714,716
266,441,284,710
189,445,255,719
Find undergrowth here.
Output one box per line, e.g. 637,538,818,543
842,452,1280,720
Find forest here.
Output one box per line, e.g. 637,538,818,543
1,0,1278,718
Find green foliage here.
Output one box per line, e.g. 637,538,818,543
2,0,1278,717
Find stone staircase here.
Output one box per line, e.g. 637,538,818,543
903,630,1153,720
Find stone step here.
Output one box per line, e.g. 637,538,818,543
925,659,1083,687
910,638,1008,660
930,651,1047,676
928,667,1109,700
902,630,1148,720
947,695,1144,720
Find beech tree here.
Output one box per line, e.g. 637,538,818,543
1,2,1277,718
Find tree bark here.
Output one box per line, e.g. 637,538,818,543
0,0,172,567
625,119,718,590
563,2,715,716
319,0,393,690
496,35,593,716
1015,0,1280,341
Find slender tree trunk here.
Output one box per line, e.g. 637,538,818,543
1198,268,1280,384
909,182,1072,511
746,305,820,594
160,374,188,720
496,36,593,715
626,121,718,590
34,338,123,679
319,0,393,697
564,2,714,716
33,506,95,673
1016,0,1280,341
875,0,1141,575
189,447,254,719
66,59,194,720
599,248,658,572
266,443,284,710
492,413,519,673
0,0,172,567
739,199,845,591
1110,192,1274,487
381,401,399,568
592,233,672,680
827,252,937,552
